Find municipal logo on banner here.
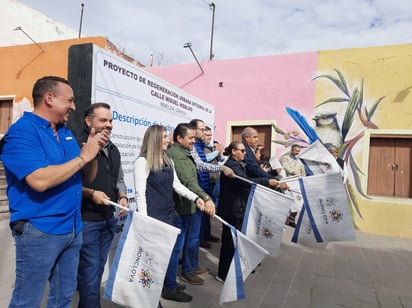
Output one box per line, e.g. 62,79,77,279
292,172,356,245
242,183,293,256
104,211,180,308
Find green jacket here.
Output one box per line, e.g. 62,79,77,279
167,143,208,215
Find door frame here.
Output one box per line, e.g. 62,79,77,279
363,129,412,203
226,120,279,158
0,95,15,138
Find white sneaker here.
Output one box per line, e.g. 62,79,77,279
215,275,224,283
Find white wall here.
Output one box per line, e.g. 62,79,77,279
0,0,79,47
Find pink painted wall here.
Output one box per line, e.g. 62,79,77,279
146,52,318,149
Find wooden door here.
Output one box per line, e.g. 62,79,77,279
0,99,13,135
368,137,412,198
394,139,412,197
368,138,394,196
230,125,272,154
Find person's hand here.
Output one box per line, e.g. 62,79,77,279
221,166,235,178
80,128,110,162
118,196,129,217
91,190,110,205
203,200,216,217
195,198,205,211
278,182,289,191
268,179,279,187
215,143,224,154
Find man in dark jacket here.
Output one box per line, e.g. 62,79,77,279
76,102,129,308
241,127,278,179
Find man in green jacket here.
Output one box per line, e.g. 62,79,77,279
165,123,216,296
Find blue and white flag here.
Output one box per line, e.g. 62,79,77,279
104,211,180,308
219,225,269,305
298,140,343,177
242,183,293,256
292,172,356,245
280,175,304,213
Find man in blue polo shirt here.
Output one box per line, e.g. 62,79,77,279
0,76,108,308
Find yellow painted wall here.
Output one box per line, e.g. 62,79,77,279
316,44,412,237
0,36,108,105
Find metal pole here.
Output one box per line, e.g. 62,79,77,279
209,3,215,61
184,42,204,74
14,26,44,52
78,3,84,38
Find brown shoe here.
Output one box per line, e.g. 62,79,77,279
180,273,205,285
200,240,212,249
194,267,209,275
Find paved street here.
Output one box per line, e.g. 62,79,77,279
2,218,412,308
152,223,412,308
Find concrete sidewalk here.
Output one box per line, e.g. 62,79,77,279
153,224,412,308
2,219,412,308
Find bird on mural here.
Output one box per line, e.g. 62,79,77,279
313,113,343,148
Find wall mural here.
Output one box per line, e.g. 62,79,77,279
273,69,385,223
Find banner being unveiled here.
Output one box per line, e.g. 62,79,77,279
292,172,356,245
219,225,269,305
88,45,215,282
104,211,180,308
242,183,293,256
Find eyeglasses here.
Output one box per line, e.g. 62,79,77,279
196,128,206,132
236,149,246,153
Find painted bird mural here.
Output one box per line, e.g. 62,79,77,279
313,113,343,148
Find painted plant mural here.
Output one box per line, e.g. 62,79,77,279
273,69,385,220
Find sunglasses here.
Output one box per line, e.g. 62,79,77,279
236,149,246,153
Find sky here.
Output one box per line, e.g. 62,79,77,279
15,0,412,66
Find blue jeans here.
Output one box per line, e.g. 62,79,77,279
183,209,202,275
9,221,82,308
77,217,116,308
200,184,216,240
212,182,220,207
164,214,191,291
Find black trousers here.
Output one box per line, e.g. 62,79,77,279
217,216,243,280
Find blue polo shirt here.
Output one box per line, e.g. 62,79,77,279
1,112,83,234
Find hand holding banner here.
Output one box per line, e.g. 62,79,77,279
104,207,180,308
241,182,293,256
292,172,356,245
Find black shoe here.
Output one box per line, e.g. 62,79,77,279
158,301,163,308
200,240,212,249
161,288,192,302
177,282,186,291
